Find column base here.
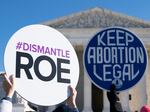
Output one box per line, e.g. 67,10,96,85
82,108,93,112
13,104,25,112
102,107,110,112
102,105,131,112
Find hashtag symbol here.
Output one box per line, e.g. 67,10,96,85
16,42,22,50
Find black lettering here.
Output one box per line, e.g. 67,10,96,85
34,55,56,81
16,51,33,79
57,58,70,83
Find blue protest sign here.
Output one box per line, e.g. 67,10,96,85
84,27,147,91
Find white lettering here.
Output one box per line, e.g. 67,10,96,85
88,47,96,64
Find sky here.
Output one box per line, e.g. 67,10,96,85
0,0,150,71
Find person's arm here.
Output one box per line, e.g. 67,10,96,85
66,86,79,112
0,98,13,112
0,73,15,112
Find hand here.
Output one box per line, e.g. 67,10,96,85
66,86,77,108
2,73,15,98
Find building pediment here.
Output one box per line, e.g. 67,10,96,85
43,7,150,28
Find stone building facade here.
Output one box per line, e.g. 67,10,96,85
52,28,150,112
43,7,150,112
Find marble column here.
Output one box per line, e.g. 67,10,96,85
82,71,93,112
0,77,5,99
119,91,130,112
102,91,110,112
129,75,147,111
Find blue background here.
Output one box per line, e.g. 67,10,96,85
0,0,150,71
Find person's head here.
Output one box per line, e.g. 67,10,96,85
110,84,116,91
53,86,77,112
53,104,69,112
140,105,150,112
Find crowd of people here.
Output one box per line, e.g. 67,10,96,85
0,73,79,112
0,72,150,112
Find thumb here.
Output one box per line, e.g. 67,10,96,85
3,73,12,86
9,75,15,87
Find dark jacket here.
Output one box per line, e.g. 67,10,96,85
107,85,123,112
53,104,79,112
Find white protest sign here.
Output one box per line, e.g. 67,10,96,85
4,24,79,106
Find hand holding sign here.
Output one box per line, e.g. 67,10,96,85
4,24,79,106
66,86,77,108
1,73,15,98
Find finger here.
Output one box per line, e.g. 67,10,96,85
69,85,73,91
3,73,12,86
69,85,76,95
9,75,15,86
